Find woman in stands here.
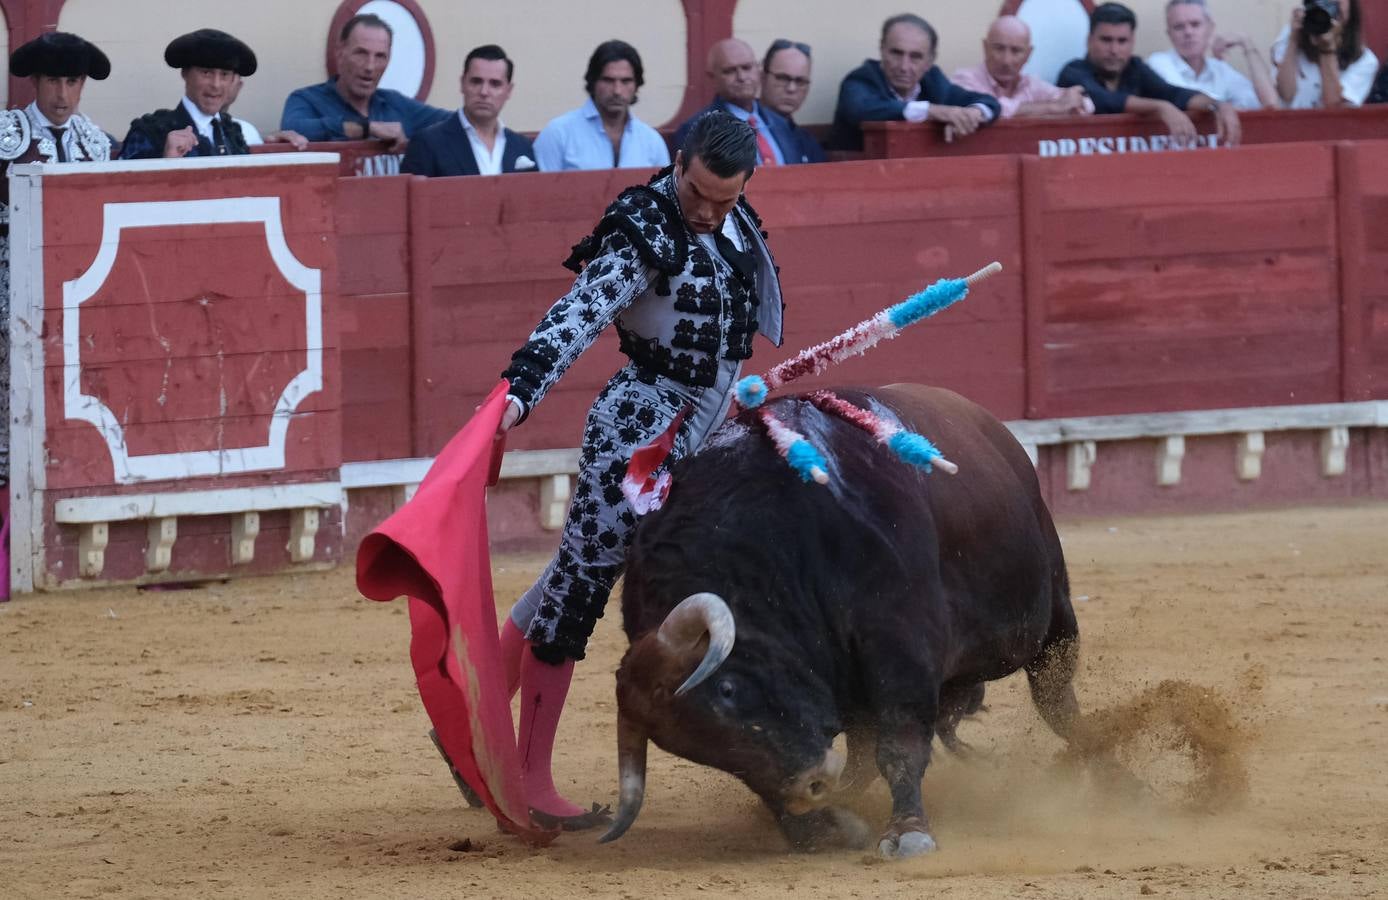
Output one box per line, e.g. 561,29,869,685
1271,0,1379,107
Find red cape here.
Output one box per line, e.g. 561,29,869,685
356,381,557,844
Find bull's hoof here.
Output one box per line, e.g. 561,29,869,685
877,817,937,859
779,807,871,852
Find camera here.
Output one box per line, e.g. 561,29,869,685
1302,0,1341,37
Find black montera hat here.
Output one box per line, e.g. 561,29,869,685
10,31,111,80
164,28,257,76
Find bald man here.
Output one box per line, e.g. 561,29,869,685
674,38,809,164
953,16,1093,117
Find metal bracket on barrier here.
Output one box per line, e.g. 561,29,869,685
539,474,571,530
78,524,109,578
1236,431,1265,481
1156,435,1185,487
231,512,260,565
146,517,177,572
1067,441,1097,491
1321,426,1349,477
288,508,320,563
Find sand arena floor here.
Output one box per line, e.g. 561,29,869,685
3,503,1387,898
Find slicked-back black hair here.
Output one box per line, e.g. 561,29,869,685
1089,2,1138,33
465,43,513,82
679,110,757,178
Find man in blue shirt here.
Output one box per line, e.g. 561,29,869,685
673,38,805,166
532,40,670,171
1058,3,1240,145
280,13,449,155
830,13,1002,152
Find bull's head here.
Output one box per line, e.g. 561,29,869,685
601,592,844,843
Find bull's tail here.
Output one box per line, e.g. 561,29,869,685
1024,635,1080,742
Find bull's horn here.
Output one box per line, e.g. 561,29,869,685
657,592,736,697
599,714,648,843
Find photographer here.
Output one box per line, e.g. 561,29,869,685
1272,0,1379,107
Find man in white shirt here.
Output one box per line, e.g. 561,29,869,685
402,44,537,177
1148,0,1279,109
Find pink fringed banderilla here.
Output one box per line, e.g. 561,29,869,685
741,262,1001,483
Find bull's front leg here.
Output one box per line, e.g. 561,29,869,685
874,707,938,858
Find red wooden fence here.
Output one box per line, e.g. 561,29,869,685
862,106,1388,160
1338,140,1388,401
1021,142,1342,418
336,141,1388,461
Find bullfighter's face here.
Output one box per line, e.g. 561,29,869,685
32,74,85,126
673,150,748,235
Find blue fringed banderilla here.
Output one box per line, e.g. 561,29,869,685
744,263,1000,482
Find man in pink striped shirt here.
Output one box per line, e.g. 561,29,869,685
953,16,1094,117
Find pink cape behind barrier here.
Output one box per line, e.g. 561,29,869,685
355,381,557,844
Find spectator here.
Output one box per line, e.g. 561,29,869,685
280,13,449,152
1058,3,1241,145
2,32,114,491
1148,0,1279,109
760,38,826,163
402,44,536,177
532,40,670,171
674,38,802,166
223,74,308,149
830,13,1002,151
119,29,258,159
1370,63,1388,103
1272,0,1378,108
952,16,1093,117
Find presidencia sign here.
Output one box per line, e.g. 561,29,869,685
1038,132,1223,157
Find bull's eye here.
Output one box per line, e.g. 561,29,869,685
717,678,736,701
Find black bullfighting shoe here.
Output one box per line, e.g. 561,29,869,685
428,728,485,808
525,803,614,832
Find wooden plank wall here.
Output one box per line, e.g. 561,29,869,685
41,166,341,491
1022,143,1342,418
1339,140,1388,401
392,158,1026,457
337,176,414,461
334,142,1388,461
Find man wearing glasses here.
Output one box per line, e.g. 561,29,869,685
674,38,814,166
761,39,825,163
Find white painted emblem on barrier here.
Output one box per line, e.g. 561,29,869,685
62,197,322,484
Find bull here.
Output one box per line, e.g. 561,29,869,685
600,384,1080,858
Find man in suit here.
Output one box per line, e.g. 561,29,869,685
830,13,1002,151
673,38,806,165
402,44,535,177
119,29,258,159
760,38,826,164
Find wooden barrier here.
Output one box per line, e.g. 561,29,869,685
397,158,1028,459
1020,142,1342,418
9,138,1388,590
1338,140,1388,401
862,106,1388,160
7,154,342,590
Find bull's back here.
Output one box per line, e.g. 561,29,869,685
872,384,1069,678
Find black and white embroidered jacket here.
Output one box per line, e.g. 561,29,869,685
502,167,783,420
